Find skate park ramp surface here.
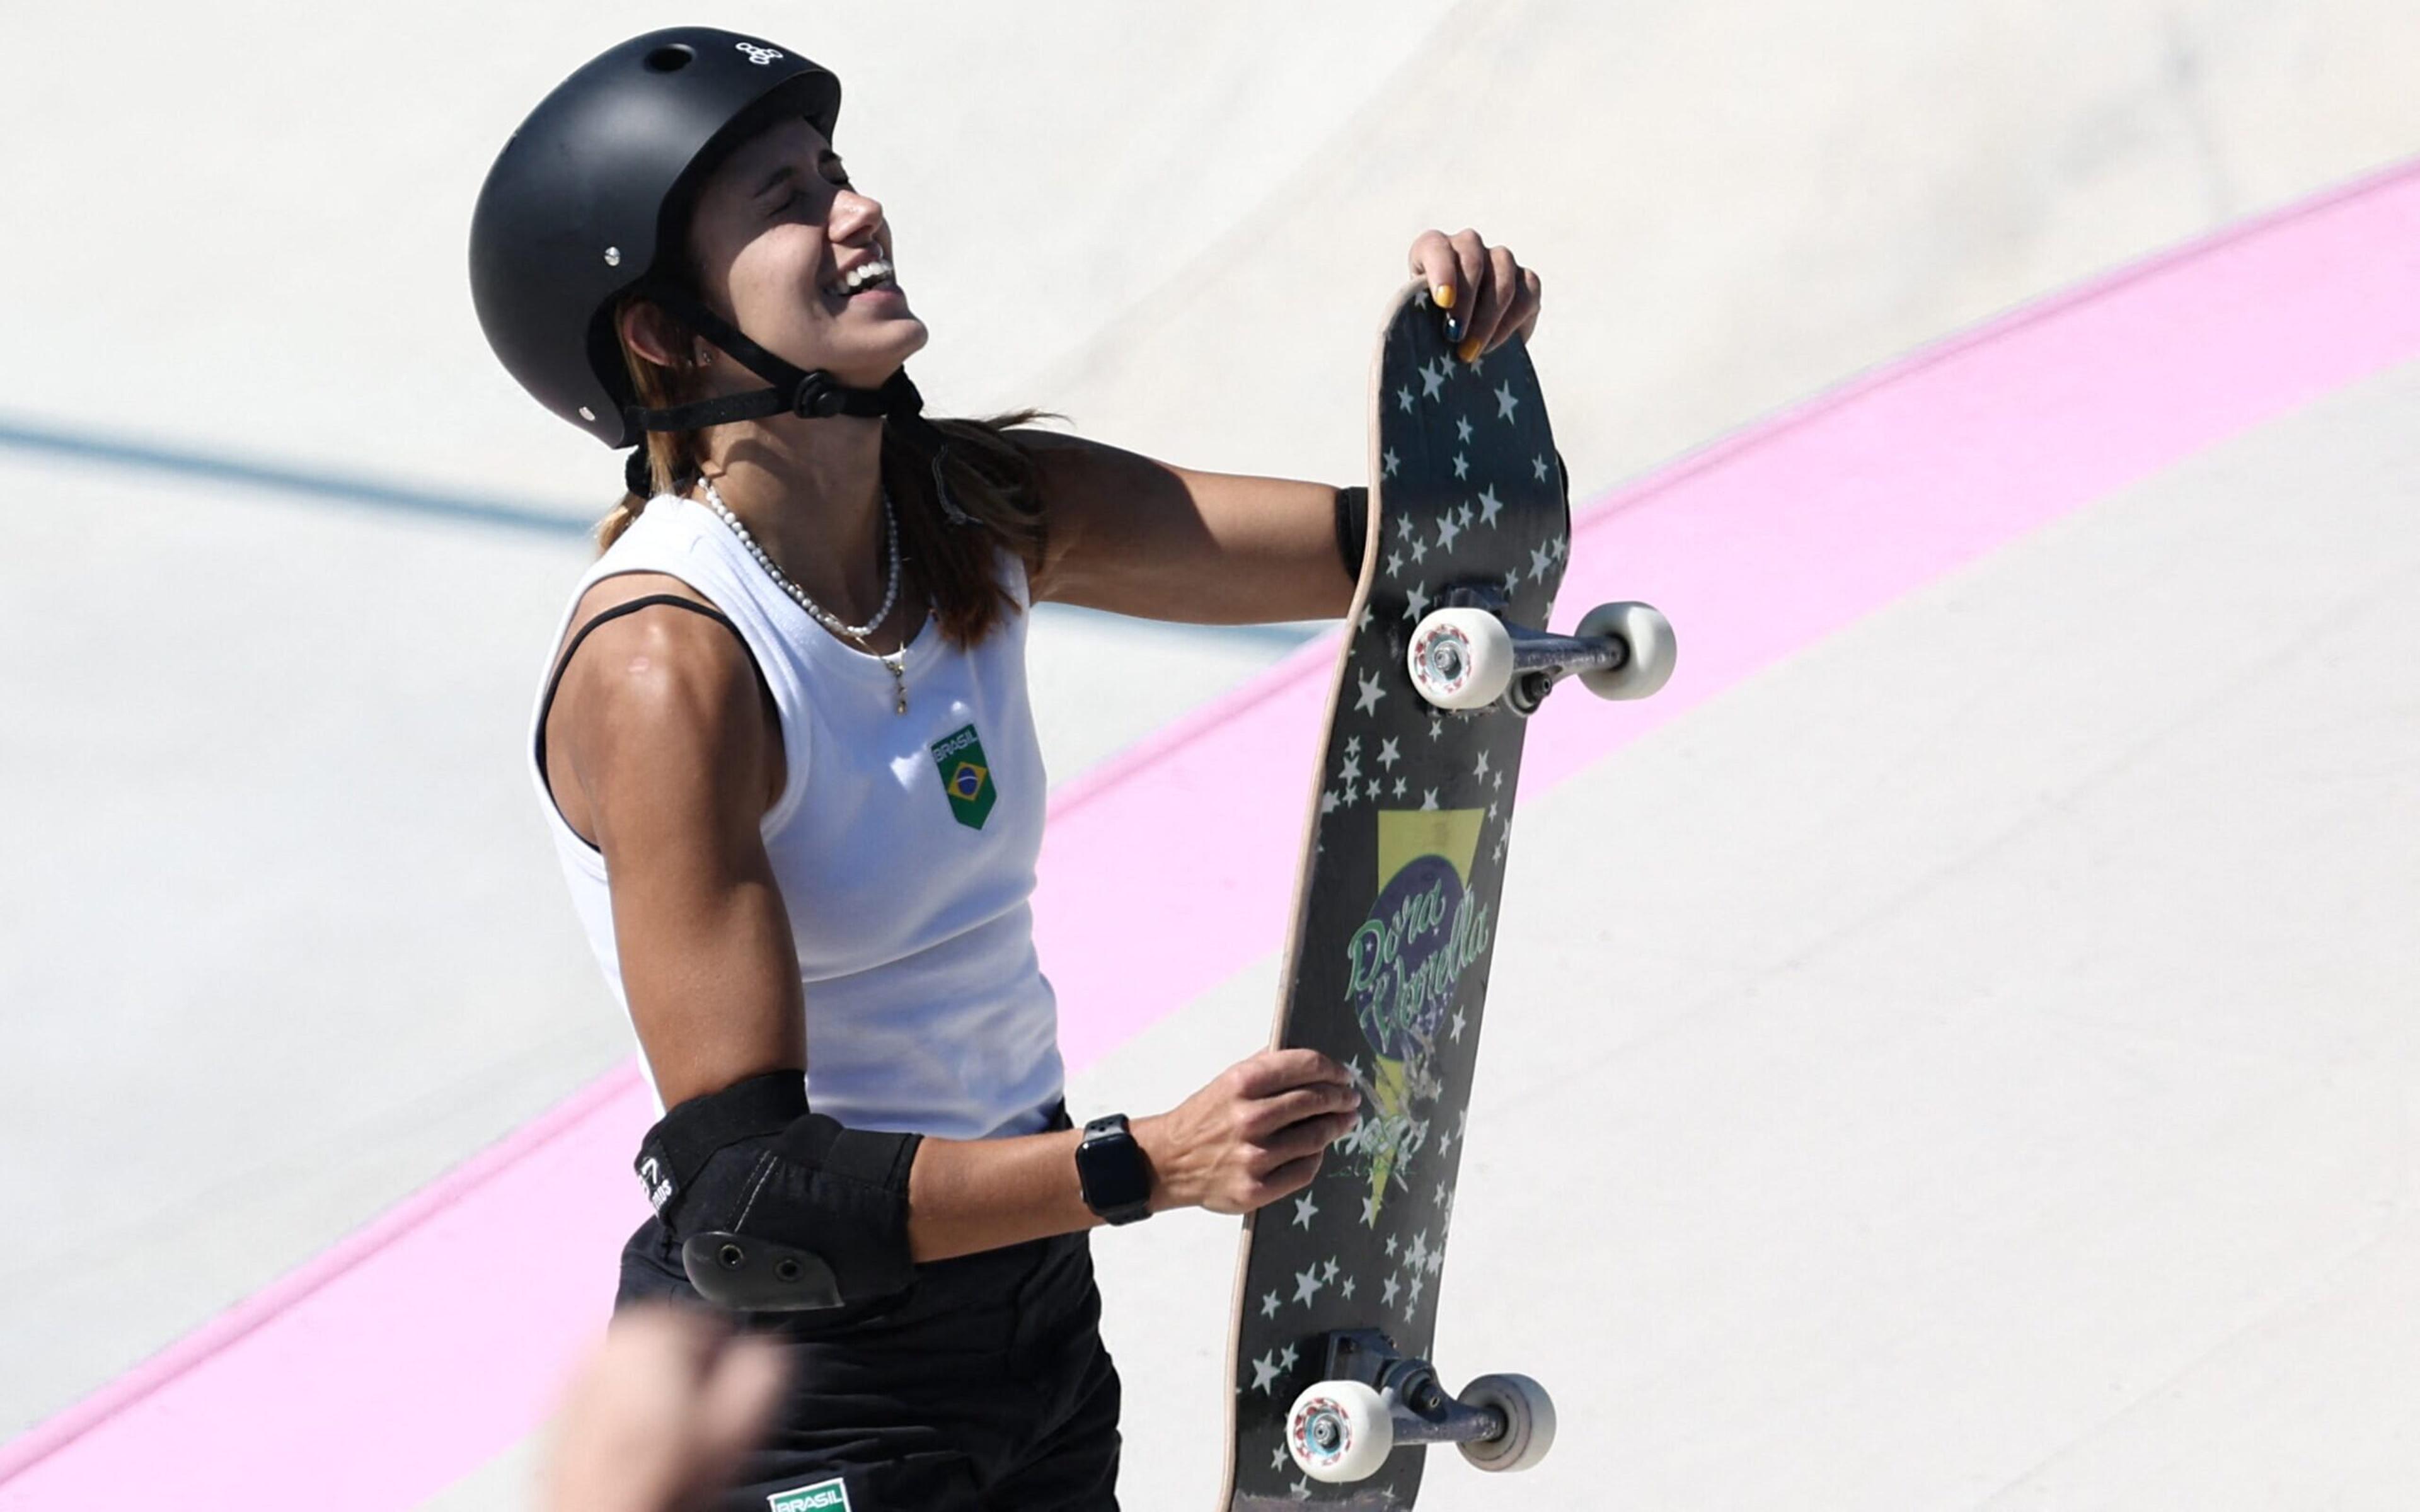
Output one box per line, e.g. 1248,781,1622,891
3,1,2419,1508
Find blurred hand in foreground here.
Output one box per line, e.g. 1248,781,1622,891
544,1302,790,1512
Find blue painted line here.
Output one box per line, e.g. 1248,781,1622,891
0,413,591,539
0,412,1323,649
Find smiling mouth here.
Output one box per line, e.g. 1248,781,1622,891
824,257,898,300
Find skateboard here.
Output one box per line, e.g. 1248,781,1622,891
1216,282,1676,1508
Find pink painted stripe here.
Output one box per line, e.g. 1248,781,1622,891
9,159,2420,1509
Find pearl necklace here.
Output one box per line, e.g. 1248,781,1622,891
698,477,920,715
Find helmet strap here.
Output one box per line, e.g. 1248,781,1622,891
619,284,977,527
621,285,921,433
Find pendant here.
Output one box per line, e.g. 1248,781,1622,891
887,655,908,716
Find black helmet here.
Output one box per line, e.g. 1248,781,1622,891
470,27,918,452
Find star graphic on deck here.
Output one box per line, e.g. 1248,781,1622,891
1533,452,1552,483
1495,380,1521,423
1291,1479,1311,1501
1357,605,1376,634
1468,352,1485,375
1436,513,1461,553
1420,789,1439,811
1502,567,1521,594
1408,533,1427,565
1337,753,1361,784
1354,670,1386,715
1293,1266,1325,1307
1378,738,1400,769
1345,736,1361,757
1459,501,1475,530
1340,782,1359,810
1409,1231,1429,1269
1429,714,1444,741
1487,800,1497,822
1361,1193,1381,1225
1494,836,1506,862
1473,749,1490,781
1383,446,1401,477
1476,485,1504,528
1272,1445,1288,1471
1280,1343,1300,1373
1439,1127,1455,1155
1404,583,1431,621
1393,777,1409,798
1319,789,1339,816
1381,1273,1401,1306
1530,542,1556,582
1262,1290,1282,1319
1419,360,1448,399
1251,1351,1281,1394
1293,1191,1320,1229
1455,414,1474,444
1434,1181,1449,1208
1385,1235,1399,1258
1450,1008,1466,1041
1397,515,1415,542
1397,385,1416,414
1323,1257,1342,1284
1494,769,1504,791
1365,780,1380,803
1341,1275,1356,1300
1385,550,1403,577
1410,1274,1425,1307
1451,452,1470,481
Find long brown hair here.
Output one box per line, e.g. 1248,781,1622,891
601,295,1054,649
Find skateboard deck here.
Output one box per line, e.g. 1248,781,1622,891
1218,281,1572,1509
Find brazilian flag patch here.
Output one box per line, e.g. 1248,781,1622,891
930,723,997,830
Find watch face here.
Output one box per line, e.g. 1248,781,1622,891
1078,1128,1150,1210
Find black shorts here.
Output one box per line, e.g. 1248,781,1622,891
616,1218,1122,1511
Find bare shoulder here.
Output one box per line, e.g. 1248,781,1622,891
545,572,778,845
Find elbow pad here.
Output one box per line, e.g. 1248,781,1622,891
635,1072,923,1312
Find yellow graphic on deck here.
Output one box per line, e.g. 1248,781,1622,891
1347,808,1488,1222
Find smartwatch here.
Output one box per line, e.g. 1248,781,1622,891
1075,1114,1153,1225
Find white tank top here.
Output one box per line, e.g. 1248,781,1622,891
529,494,1064,1140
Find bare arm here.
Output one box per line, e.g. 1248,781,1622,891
1020,432,1357,626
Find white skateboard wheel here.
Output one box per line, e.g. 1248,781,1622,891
1407,607,1514,710
1456,1372,1556,1473
1573,601,1675,701
1287,1379,1395,1482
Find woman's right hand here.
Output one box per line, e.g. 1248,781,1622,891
1135,1049,1363,1216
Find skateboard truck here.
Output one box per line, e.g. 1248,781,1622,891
1408,588,1676,715
1284,1329,1555,1484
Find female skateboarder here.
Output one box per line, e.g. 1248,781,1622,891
471,27,1541,1509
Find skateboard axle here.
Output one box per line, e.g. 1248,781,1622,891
1317,1329,1514,1449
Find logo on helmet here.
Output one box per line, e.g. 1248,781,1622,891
735,42,784,66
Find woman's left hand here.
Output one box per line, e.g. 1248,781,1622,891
1408,229,1542,365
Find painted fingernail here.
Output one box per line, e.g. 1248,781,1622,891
1434,284,1456,310
1457,335,1482,364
